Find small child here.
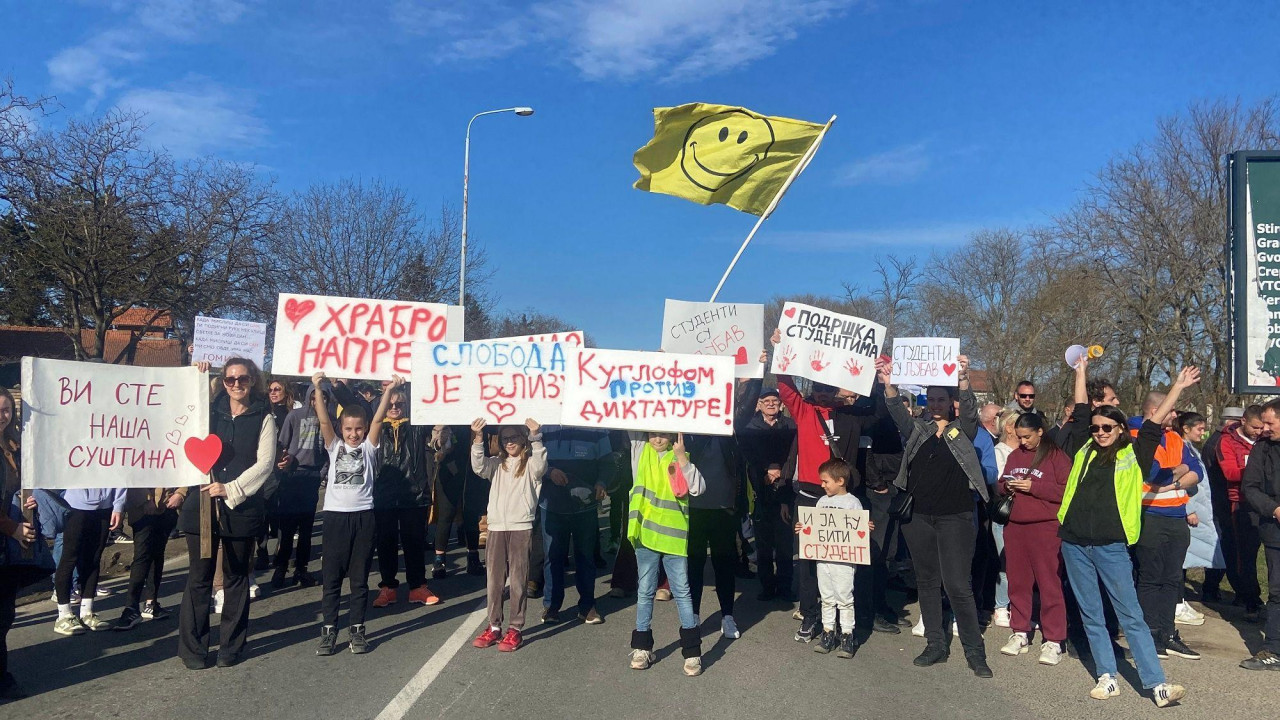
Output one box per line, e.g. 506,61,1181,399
797,458,864,659
470,417,547,653
312,372,398,656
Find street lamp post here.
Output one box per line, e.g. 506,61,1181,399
460,106,534,308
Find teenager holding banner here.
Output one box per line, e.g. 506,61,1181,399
875,355,993,678
178,358,276,670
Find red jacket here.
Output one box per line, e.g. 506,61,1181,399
1217,422,1255,504
777,375,835,495
997,445,1070,524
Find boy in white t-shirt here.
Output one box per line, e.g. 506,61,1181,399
796,458,865,659
312,372,399,657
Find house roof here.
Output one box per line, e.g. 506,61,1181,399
112,307,173,330
0,325,183,367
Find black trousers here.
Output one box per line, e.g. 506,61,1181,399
127,511,177,609
687,507,737,618
970,500,1000,613
0,571,18,681
1223,506,1263,607
609,486,629,543
274,511,316,574
753,498,793,596
433,474,485,555
321,510,375,627
375,507,428,589
55,508,111,605
1264,545,1280,654
795,493,821,623
854,488,896,630
900,510,984,655
1133,513,1191,640
178,533,253,662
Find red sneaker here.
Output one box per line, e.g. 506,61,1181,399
372,586,397,608
497,627,523,652
408,585,441,606
473,627,502,648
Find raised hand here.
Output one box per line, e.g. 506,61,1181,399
525,417,541,435
770,328,782,346
957,354,970,375
388,374,406,389
874,357,893,385
311,372,326,387
1174,366,1201,389
673,432,686,456
470,418,487,441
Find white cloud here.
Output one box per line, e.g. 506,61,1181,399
47,28,141,105
118,79,266,158
838,141,932,186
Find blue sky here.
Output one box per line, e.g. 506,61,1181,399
6,1,1279,350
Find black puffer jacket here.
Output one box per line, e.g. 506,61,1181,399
375,420,435,509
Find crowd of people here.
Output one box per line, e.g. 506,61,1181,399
2,336,1280,706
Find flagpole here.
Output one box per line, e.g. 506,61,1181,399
709,115,837,302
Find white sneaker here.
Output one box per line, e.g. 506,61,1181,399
1153,682,1186,708
1090,673,1120,700
721,615,740,639
629,649,654,670
249,583,261,600
951,619,959,636
212,589,224,615
682,657,703,677
1038,641,1064,665
1001,632,1030,656
94,586,109,598
993,607,1011,627
1174,601,1204,626
50,591,58,604
912,615,925,637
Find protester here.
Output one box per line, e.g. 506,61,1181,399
433,426,487,578
312,373,396,656
798,458,863,658
260,379,294,571
178,359,275,669
538,426,609,625
990,409,1020,628
1175,412,1219,627
53,486,124,634
1200,406,1244,602
877,355,992,678
979,403,1002,444
115,486,183,629
1239,398,1280,671
685,431,744,639
272,380,333,589
1215,404,1265,620
371,384,440,609
736,377,797,603
863,395,908,633
995,414,1070,665
1056,357,1188,706
627,431,706,676
1008,381,1045,419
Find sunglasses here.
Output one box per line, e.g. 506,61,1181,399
1089,423,1120,434
223,376,252,388
388,402,405,409
269,386,284,393
1018,393,1035,399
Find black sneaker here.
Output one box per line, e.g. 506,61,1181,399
1165,633,1200,660
294,571,317,588
794,617,819,643
873,616,902,634
271,567,288,590
466,554,485,576
114,607,142,631
836,633,860,658
1244,604,1262,623
965,651,993,678
432,559,447,580
813,630,838,654
913,643,949,667
542,608,560,624
316,625,338,656
1153,635,1170,659
1241,649,1280,671
108,531,133,545
141,601,171,621
349,624,370,654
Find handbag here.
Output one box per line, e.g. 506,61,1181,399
989,488,1014,525
888,488,913,521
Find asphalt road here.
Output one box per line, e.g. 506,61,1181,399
5,530,1274,720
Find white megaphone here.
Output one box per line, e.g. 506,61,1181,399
1065,344,1104,368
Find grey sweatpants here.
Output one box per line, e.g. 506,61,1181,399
486,529,532,630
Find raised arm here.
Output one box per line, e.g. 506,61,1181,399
876,357,915,441
524,418,548,482
1150,367,1200,427
469,418,502,479
312,373,336,447
367,375,403,448
955,355,978,440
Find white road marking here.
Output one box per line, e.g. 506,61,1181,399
374,600,490,720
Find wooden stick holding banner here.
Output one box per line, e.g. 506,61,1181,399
200,477,213,559
709,115,837,303
19,489,33,560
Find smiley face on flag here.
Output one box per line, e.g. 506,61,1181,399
679,110,776,191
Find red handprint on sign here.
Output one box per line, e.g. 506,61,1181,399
844,358,863,377
777,345,796,372
810,350,829,372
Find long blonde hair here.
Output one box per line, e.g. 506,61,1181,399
997,409,1020,445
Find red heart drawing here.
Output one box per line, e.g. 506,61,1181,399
942,363,957,376
801,526,812,535
733,347,748,365
183,435,223,474
857,530,866,539
284,298,316,329
783,307,796,319
487,401,517,424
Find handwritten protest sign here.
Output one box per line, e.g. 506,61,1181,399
271,293,464,381
561,349,735,435
20,358,212,489
891,337,961,387
770,301,885,395
410,340,569,426
796,505,871,565
487,330,585,347
661,300,764,379
192,315,267,369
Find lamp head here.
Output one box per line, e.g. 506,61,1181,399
514,107,534,117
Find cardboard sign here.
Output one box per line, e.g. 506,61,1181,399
487,330,585,347
410,340,569,426
891,337,961,387
796,505,871,565
271,293,464,381
661,300,764,379
561,349,735,435
770,302,885,395
20,358,212,489
192,315,267,369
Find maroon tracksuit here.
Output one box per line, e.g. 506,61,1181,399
998,445,1071,643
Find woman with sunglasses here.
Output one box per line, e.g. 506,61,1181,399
178,358,276,669
1057,357,1193,707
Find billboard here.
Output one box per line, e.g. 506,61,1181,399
1230,151,1280,393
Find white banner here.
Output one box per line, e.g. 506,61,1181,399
20,357,212,489
770,301,884,395
487,330,585,347
891,337,960,387
661,299,764,379
561,349,735,435
410,340,569,426
797,505,871,565
192,315,267,369
271,293,464,381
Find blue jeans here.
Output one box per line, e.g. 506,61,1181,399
634,543,696,632
541,507,597,614
34,490,77,586
1061,541,1166,688
992,521,1009,609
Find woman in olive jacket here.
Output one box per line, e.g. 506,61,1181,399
178,358,276,670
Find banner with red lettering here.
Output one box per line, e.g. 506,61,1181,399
20,357,212,489
661,300,764,379
771,301,884,395
561,349,736,435
890,337,961,387
271,293,464,381
487,330,584,347
410,340,569,426
796,505,871,565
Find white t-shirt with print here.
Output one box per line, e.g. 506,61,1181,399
323,438,379,513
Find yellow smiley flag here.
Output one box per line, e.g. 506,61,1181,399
633,102,827,217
